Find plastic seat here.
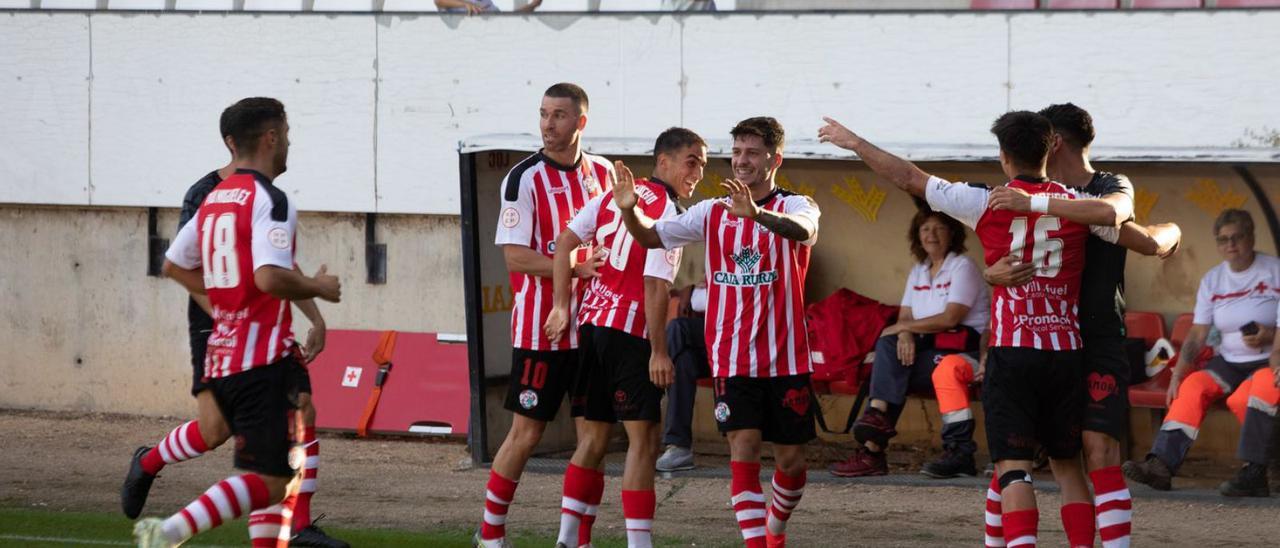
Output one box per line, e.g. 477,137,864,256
1124,311,1167,347
971,0,1037,8
1170,313,1195,349
1045,0,1119,7
1131,0,1203,7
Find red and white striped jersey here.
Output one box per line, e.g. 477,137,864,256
567,178,682,338
655,189,820,378
166,169,298,379
925,175,1119,351
495,151,613,351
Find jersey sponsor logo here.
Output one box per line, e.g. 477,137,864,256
714,401,731,423
713,247,776,286
205,188,251,206
585,282,623,304
731,248,762,271
268,227,290,249
1004,279,1068,300
518,389,539,410
500,207,520,228
1011,312,1073,332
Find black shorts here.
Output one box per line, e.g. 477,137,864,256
209,358,302,477
712,374,816,445
189,329,212,396
982,347,1084,462
1082,336,1130,441
503,348,582,422
577,324,662,423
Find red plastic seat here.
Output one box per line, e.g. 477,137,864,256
1216,1,1280,7
1131,0,1202,7
1045,0,1119,7
1170,313,1195,349
1124,311,1167,347
970,0,1036,9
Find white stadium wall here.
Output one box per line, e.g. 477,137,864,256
3,9,1280,215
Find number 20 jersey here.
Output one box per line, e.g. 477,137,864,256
567,178,681,339
926,175,1105,351
166,169,298,379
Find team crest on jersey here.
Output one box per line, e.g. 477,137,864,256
730,248,762,271
501,207,520,228
666,249,680,267
714,402,731,423
518,389,539,410
268,227,290,250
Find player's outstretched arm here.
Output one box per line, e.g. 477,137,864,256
818,116,930,198
988,186,1129,228
254,264,342,303
162,259,207,296
722,177,817,243
1115,222,1182,258
614,161,664,249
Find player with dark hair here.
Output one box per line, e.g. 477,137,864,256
122,101,347,548
544,127,708,547
134,97,342,547
616,117,820,548
820,111,1125,548
985,103,1180,547
474,83,614,548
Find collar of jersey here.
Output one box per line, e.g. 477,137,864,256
234,168,274,185
538,150,582,172
754,187,782,206
1011,174,1049,184
647,176,678,200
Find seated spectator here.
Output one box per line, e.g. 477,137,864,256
656,282,709,472
1125,209,1280,496
662,0,717,10
435,0,540,14
829,209,990,478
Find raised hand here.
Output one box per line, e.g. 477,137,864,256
817,117,860,150
544,306,570,343
612,160,638,210
988,185,1033,213
312,264,342,303
720,177,759,219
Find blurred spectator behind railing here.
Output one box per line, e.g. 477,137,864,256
663,0,717,10
435,0,542,14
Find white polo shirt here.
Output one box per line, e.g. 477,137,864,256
899,252,990,333
1192,253,1280,363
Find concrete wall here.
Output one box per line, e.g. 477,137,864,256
0,205,465,416
3,9,1278,215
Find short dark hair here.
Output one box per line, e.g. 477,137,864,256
1214,208,1255,237
908,209,967,263
990,111,1052,172
544,83,589,114
653,127,707,160
731,117,785,154
220,97,286,154
1039,103,1095,149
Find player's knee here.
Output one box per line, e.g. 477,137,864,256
1082,432,1120,470
507,417,546,450
297,396,317,425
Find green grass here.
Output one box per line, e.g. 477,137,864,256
0,507,646,547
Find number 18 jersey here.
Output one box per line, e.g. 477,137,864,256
166,169,298,379
567,178,681,339
926,175,1116,351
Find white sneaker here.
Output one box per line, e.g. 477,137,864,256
133,518,179,548
472,530,512,548
656,445,695,472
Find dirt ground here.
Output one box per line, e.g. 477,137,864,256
2,409,1278,547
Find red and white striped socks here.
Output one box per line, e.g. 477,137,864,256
248,501,292,548
1091,466,1132,548
766,467,805,539
622,489,655,548
985,475,1005,548
730,461,767,548
1060,502,1095,548
141,420,208,475
556,463,599,546
159,473,271,543
292,426,319,530
479,471,517,544
578,468,604,548
1002,509,1038,548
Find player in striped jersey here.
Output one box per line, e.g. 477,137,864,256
543,127,708,548
616,118,819,548
819,112,1126,548
476,83,614,548
135,98,343,547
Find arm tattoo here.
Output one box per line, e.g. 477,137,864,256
753,208,815,242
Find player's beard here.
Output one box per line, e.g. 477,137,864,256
273,146,288,176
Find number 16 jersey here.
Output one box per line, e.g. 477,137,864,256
925,175,1118,351
166,169,298,379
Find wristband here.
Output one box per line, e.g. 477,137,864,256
1030,195,1050,213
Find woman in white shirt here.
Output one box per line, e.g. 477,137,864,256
1125,209,1280,496
830,210,990,479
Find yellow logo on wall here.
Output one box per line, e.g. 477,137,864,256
1134,187,1159,225
831,176,886,223
1185,178,1246,217
697,172,727,198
